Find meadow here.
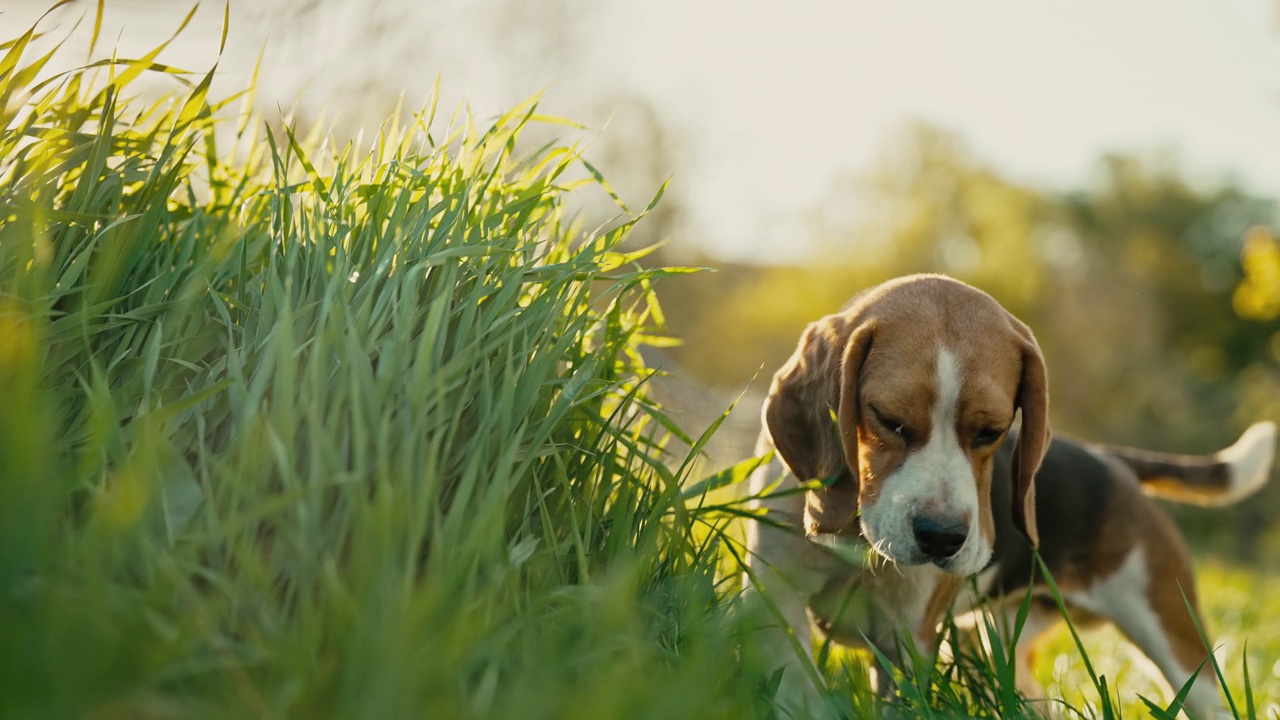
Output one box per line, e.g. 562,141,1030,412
0,6,1275,719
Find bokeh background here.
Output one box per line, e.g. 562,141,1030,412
6,0,1279,556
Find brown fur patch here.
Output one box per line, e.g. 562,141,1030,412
918,574,964,646
1140,514,1220,681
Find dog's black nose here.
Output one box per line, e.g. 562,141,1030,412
912,515,968,560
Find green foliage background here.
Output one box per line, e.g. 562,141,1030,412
2,4,1277,719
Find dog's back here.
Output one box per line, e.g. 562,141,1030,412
983,424,1275,600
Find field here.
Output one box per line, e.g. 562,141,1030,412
1,9,1276,719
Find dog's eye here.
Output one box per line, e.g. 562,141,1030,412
870,405,913,443
972,427,1004,448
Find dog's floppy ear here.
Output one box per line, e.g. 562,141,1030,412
1009,320,1050,548
764,314,875,535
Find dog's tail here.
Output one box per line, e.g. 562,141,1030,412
1102,421,1276,506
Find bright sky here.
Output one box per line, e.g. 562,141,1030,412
6,0,1280,261
588,0,1280,259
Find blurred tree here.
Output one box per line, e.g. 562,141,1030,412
1061,156,1279,448
1235,226,1280,321
584,94,689,255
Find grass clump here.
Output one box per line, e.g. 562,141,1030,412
0,7,772,719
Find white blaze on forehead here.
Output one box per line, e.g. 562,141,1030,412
933,347,990,574
906,347,968,501
933,349,961,434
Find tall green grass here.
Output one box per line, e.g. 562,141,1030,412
0,6,776,719
1,5,1272,720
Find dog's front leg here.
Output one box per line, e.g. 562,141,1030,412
865,629,927,699
808,574,910,699
743,517,833,717
742,458,841,717
812,567,961,705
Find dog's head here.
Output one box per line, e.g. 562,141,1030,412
763,274,1049,576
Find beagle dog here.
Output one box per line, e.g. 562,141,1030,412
742,274,1276,719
